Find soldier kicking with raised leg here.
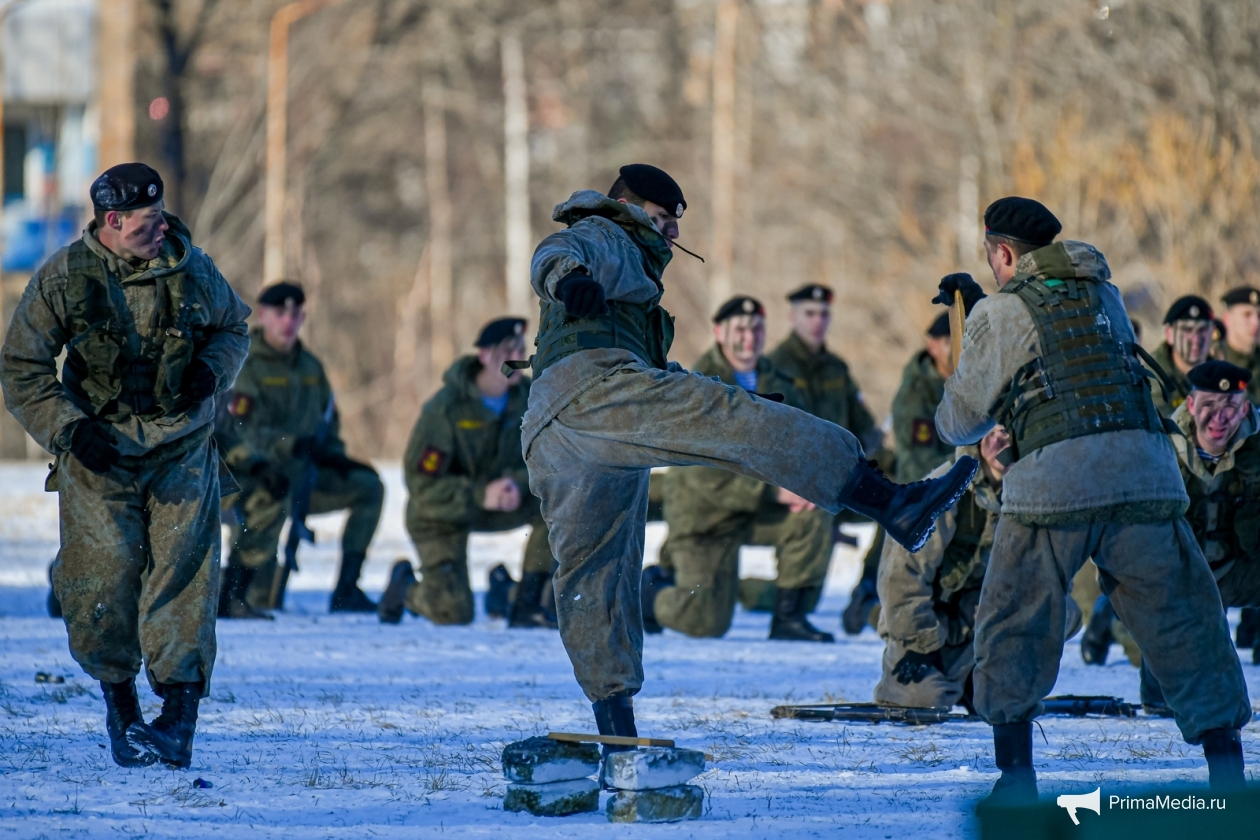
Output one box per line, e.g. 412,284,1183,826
521,163,978,751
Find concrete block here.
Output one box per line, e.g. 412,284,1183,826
502,736,601,784
504,778,600,817
601,747,706,791
606,785,704,823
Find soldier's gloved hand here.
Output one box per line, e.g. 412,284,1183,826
69,419,120,474
556,271,605,318
892,649,943,685
182,359,217,402
932,272,986,315
250,461,291,500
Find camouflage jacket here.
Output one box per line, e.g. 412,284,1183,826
404,355,532,528
1,214,249,457
891,349,954,482
1169,403,1260,579
1148,342,1193,418
215,328,346,476
767,331,880,452
877,450,999,653
662,345,806,536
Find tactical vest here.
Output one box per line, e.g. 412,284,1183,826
62,240,202,422
1187,454,1260,569
935,488,987,603
530,296,675,379
994,276,1165,461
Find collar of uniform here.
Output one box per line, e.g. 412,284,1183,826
550,190,673,280
446,354,527,410
915,348,945,384
249,326,304,365
1221,342,1260,368
82,218,187,283
782,330,829,366
694,343,774,390
1171,401,1260,481
1012,240,1112,285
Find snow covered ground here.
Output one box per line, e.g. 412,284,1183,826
0,461,1256,838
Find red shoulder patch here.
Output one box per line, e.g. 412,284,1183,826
227,393,254,418
418,446,447,475
911,418,936,447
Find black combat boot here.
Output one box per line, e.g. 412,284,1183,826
378,559,416,625
1237,608,1260,649
836,458,979,553
987,722,1038,804
1202,728,1246,791
640,565,674,635
593,694,638,762
47,564,62,618
127,682,200,769
101,680,156,767
1079,594,1114,665
218,566,274,620
330,552,376,613
841,578,879,636
508,572,558,628
770,586,835,643
485,564,513,619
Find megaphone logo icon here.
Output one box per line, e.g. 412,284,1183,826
1056,787,1101,825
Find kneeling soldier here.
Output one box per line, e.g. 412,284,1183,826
645,296,835,642
379,318,557,628
217,282,385,615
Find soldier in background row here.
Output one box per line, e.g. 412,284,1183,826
1149,295,1214,416
215,282,384,617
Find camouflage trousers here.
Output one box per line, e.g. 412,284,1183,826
974,516,1250,743
655,501,832,638
405,498,553,625
50,431,221,696
525,363,865,702
226,464,384,607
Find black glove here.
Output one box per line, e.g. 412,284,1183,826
182,359,217,402
932,272,986,315
69,420,120,474
556,271,605,318
249,460,291,500
892,649,943,685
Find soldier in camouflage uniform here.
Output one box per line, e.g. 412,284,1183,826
893,312,956,483
644,296,835,642
1148,296,1213,417
377,319,557,628
1,164,250,769
215,282,384,617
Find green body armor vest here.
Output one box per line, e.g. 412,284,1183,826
530,296,675,379
994,276,1165,461
62,240,202,422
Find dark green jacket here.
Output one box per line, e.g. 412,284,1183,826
767,332,879,451
663,345,805,536
1220,343,1260,405
404,355,532,527
892,349,954,482
1148,342,1193,418
215,328,344,476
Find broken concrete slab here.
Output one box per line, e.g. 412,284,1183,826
502,736,601,784
601,746,706,791
606,784,704,823
504,778,600,817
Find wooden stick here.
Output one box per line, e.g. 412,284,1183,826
548,732,675,748
949,289,966,371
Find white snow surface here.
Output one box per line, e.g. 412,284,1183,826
0,461,1255,837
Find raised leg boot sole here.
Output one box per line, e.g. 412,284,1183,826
904,459,979,553
127,722,193,769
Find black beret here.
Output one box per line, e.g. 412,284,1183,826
1163,295,1213,324
90,163,163,211
1222,287,1260,308
983,197,1061,246
615,164,686,218
927,312,951,338
713,295,765,324
787,284,834,304
1214,319,1227,343
475,317,526,348
258,282,306,308
1187,360,1251,394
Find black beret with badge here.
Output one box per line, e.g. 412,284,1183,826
1187,360,1252,394
983,197,1062,246
90,163,164,211
927,312,951,338
1222,287,1260,308
475,317,526,348
713,295,765,324
615,164,686,218
1163,295,1213,324
787,284,834,304
258,282,306,308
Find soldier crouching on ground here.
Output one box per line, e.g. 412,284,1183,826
0,164,250,768
378,318,558,629
937,195,1249,800
644,295,835,643
215,282,384,616
522,163,977,751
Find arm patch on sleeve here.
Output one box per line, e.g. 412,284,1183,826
418,446,447,475
911,418,937,447
227,394,254,418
